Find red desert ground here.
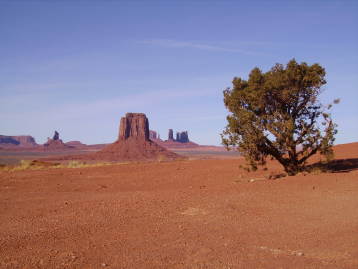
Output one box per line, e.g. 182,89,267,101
0,113,357,268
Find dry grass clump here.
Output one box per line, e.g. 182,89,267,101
58,161,112,169
0,160,117,172
1,160,53,172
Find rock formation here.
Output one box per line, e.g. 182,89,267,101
149,129,198,149
53,131,60,140
0,136,20,146
176,131,189,143
166,129,190,143
149,130,158,140
56,113,180,161
119,113,149,140
44,131,73,150
0,135,38,147
65,141,87,148
168,129,174,141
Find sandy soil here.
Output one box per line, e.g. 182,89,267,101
0,144,357,268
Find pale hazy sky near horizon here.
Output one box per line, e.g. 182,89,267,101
1,1,357,146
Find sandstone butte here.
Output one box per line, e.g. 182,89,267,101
55,113,180,162
43,131,74,151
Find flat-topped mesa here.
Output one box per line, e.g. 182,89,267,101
118,113,150,141
0,135,38,147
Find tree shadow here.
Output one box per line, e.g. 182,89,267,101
308,158,358,173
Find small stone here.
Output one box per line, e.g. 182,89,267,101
101,263,107,267
292,251,304,256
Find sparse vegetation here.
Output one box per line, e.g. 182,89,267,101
11,160,34,171
222,59,338,175
0,160,117,172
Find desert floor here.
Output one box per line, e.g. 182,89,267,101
0,144,357,269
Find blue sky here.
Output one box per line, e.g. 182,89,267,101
0,1,357,145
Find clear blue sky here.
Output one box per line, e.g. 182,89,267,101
1,1,357,145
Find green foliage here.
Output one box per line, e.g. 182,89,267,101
222,59,338,175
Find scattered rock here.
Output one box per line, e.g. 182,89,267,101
292,251,305,256
248,177,266,182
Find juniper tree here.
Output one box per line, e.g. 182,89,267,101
222,59,338,175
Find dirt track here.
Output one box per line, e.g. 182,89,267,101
0,144,358,268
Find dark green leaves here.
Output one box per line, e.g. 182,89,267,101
222,59,337,175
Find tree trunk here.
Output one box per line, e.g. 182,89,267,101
283,161,301,176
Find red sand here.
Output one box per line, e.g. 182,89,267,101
0,143,357,268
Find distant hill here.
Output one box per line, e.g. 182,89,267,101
0,135,38,148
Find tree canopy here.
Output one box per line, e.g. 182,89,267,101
222,59,338,175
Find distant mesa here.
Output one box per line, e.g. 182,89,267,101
150,128,198,149
43,131,74,151
0,135,38,148
0,132,88,152
168,129,174,141
53,113,180,161
65,141,87,148
167,129,191,143
176,131,189,143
